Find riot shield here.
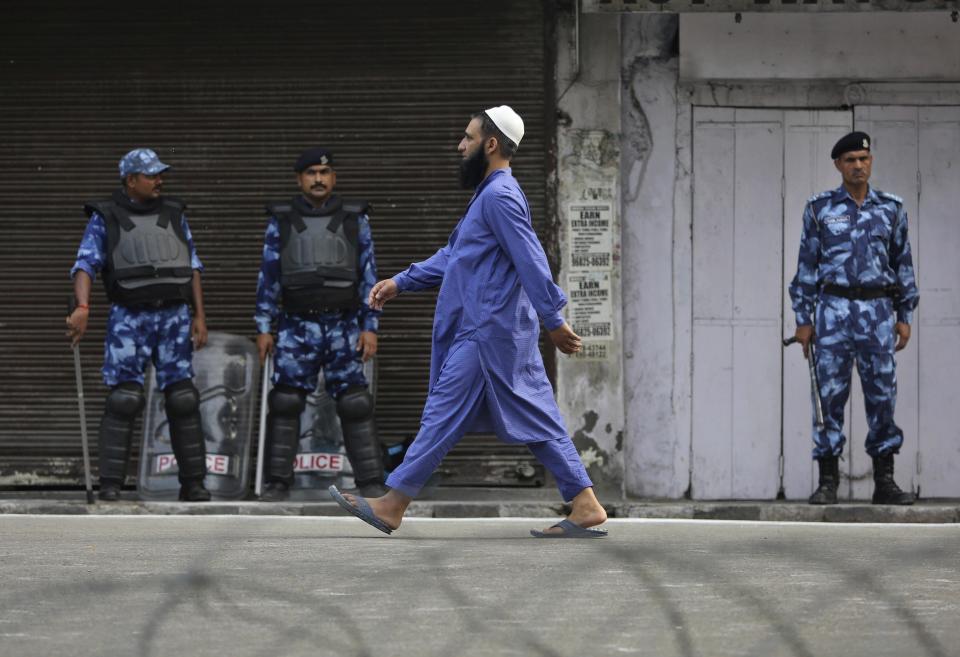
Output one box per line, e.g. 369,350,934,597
260,358,378,500
138,331,259,500
288,384,351,500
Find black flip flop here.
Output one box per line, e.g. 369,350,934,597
530,518,608,538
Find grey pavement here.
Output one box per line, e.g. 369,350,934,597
1,515,958,657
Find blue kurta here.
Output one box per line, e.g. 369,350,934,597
392,168,569,444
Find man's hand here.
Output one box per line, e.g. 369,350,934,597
895,322,911,352
357,331,378,362
256,332,275,364
65,307,89,347
549,322,582,355
191,316,208,350
795,324,814,360
369,279,399,311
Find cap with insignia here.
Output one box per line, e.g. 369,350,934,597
294,147,335,173
831,131,871,160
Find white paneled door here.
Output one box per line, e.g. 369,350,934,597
857,106,960,499
780,111,856,500
693,105,960,500
846,107,921,500
693,107,851,500
692,108,851,499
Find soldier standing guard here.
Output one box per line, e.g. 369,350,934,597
255,148,385,501
65,148,211,502
789,132,919,505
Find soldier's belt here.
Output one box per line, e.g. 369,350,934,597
119,299,189,311
822,284,896,301
292,307,353,317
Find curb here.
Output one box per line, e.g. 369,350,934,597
1,499,957,523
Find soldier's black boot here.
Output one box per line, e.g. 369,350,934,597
357,480,388,498
871,452,915,505
337,387,387,498
260,481,290,502
808,455,839,505
97,383,145,502
98,480,123,501
179,480,212,502
260,386,306,502
165,381,211,502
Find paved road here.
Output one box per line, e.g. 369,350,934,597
1,516,957,657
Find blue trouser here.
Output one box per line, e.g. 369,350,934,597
813,294,903,459
386,339,593,501
102,303,193,390
272,311,367,399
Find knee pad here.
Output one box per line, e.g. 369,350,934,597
268,385,307,417
336,387,373,421
105,383,145,419
164,380,200,418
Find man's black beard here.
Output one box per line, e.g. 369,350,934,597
458,147,488,190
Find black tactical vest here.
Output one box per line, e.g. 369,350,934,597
268,195,366,313
84,191,194,306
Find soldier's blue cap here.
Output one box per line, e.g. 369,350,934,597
294,147,335,173
119,148,171,178
831,132,871,159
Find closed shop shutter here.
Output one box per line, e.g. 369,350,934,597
0,0,555,488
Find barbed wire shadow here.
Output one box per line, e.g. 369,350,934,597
0,516,956,657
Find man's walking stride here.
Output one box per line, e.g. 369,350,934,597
330,106,607,537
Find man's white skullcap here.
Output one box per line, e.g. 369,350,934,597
484,105,524,146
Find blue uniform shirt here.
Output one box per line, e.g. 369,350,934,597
70,212,203,281
254,210,380,335
789,185,919,326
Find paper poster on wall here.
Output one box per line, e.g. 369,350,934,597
572,343,609,360
567,271,613,343
568,202,613,271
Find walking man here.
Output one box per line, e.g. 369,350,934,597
255,148,385,500
789,131,919,505
330,106,608,537
65,148,210,501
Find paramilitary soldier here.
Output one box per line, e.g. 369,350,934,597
65,148,211,502
789,131,919,506
255,147,385,501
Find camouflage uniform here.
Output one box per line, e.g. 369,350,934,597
255,196,383,495
71,212,202,390
71,170,209,501
254,210,379,395
789,185,919,459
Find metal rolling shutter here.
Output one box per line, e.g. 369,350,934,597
0,0,555,488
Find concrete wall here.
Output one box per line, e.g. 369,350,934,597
552,9,688,498
620,14,689,498
625,10,960,500
576,9,960,499
681,13,960,81
554,7,625,495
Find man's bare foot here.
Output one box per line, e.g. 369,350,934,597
539,487,607,535
340,489,411,531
